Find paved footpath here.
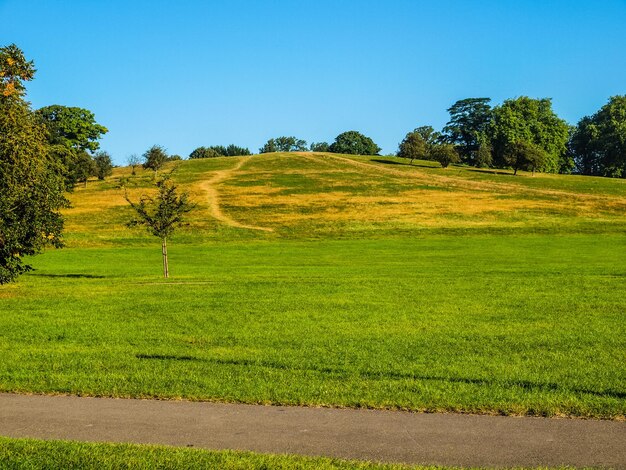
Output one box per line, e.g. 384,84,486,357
0,393,625,468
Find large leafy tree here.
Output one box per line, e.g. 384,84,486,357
570,96,626,177
36,104,108,188
489,97,569,174
0,44,68,283
443,98,492,165
126,176,195,278
329,131,380,155
259,136,307,153
397,126,441,164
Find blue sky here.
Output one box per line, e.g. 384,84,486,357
1,0,625,163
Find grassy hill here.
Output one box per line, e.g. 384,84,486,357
1,153,625,418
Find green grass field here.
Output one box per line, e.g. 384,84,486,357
1,153,625,419
0,437,422,470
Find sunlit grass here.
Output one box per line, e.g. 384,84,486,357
1,153,624,418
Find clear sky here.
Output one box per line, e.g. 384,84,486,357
1,0,625,163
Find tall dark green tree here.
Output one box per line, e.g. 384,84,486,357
570,96,626,177
126,176,195,278
443,98,492,165
0,44,68,283
489,97,569,174
329,131,380,155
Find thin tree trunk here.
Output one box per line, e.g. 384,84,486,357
162,237,169,278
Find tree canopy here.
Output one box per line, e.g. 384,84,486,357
0,44,68,283
443,98,492,165
571,95,626,178
329,131,380,155
489,97,569,173
143,145,168,175
126,176,195,278
259,136,307,153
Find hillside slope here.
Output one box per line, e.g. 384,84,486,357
63,152,626,246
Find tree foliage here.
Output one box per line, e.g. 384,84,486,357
310,142,329,152
143,145,168,175
93,151,113,180
0,44,68,284
489,97,569,173
397,126,440,163
259,136,308,153
430,143,460,168
443,98,492,165
189,146,221,159
503,140,548,175
329,131,380,155
189,145,251,158
36,105,107,189
126,176,195,278
570,95,626,177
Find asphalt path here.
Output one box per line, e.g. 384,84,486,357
0,393,624,468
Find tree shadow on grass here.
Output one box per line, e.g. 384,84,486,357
30,273,106,279
203,357,626,400
371,159,437,169
469,168,517,177
136,354,200,362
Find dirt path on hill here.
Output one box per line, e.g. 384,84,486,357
199,157,273,232
1,393,624,468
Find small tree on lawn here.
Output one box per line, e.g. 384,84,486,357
430,143,460,168
125,176,195,278
143,144,168,176
127,154,140,175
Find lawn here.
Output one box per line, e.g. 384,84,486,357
0,153,624,418
0,437,421,470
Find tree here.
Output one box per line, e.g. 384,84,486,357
36,105,108,153
259,136,307,153
0,44,68,284
143,145,168,176
443,98,492,165
126,176,195,278
127,154,140,175
430,143,460,168
397,126,440,164
93,151,113,180
36,104,107,189
488,97,569,173
189,146,221,159
223,144,251,156
310,142,329,152
503,140,548,175
329,131,381,155
570,96,626,178
475,139,493,168
73,151,97,187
